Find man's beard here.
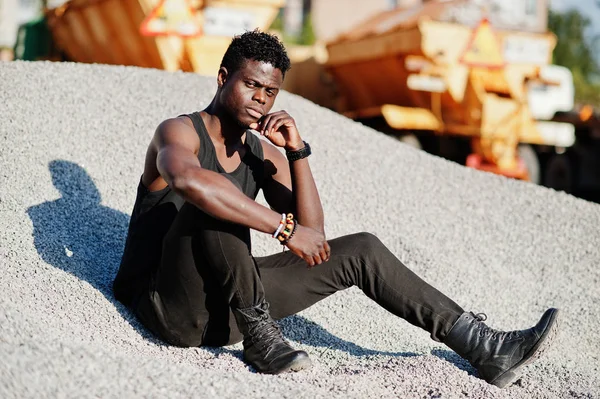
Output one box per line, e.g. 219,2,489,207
225,105,251,129
235,117,250,129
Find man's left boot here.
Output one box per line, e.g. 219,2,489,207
232,301,312,374
444,308,560,388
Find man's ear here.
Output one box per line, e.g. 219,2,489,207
217,67,228,88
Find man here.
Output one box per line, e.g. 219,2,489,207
113,30,559,388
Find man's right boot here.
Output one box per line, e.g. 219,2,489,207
232,301,312,374
444,308,560,388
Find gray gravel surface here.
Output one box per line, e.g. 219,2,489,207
1,61,599,398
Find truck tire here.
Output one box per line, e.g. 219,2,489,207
518,144,541,184
544,153,575,194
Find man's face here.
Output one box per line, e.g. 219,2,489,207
219,59,283,128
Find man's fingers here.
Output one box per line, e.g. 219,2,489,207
312,253,323,266
319,247,329,262
304,252,323,268
260,112,293,134
264,115,286,135
258,115,272,135
321,241,331,262
270,119,287,134
291,248,313,268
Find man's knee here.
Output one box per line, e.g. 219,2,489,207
327,232,387,286
334,232,385,257
353,231,383,248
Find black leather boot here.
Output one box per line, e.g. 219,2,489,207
233,301,312,374
444,308,560,388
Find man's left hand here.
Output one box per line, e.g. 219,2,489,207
249,111,304,151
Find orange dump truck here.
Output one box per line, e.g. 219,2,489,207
315,1,576,183
44,0,283,75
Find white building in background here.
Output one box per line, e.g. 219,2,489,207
1,0,42,48
283,0,304,37
0,0,67,49
0,0,20,48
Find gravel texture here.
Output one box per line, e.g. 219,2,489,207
1,60,599,398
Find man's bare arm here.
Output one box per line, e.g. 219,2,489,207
262,142,325,234
154,118,282,234
254,111,329,266
257,110,325,235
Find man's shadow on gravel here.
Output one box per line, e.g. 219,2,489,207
27,159,421,363
206,315,418,362
26,160,155,339
430,349,476,376
279,316,417,358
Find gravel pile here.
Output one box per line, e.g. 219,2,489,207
1,61,599,398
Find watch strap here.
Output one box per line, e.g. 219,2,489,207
286,141,311,162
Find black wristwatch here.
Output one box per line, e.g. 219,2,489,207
286,141,311,162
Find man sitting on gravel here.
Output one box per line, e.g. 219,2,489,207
113,30,559,389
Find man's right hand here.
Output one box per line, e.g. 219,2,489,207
285,225,331,267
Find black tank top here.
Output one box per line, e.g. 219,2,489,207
113,112,265,306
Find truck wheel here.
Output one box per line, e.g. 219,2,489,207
397,134,422,150
544,153,574,193
518,144,541,184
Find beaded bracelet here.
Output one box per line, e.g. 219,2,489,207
271,213,287,239
286,220,298,242
278,219,297,244
275,213,296,244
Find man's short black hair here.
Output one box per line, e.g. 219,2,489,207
220,29,291,77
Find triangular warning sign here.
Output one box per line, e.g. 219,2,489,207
140,0,201,37
460,19,504,68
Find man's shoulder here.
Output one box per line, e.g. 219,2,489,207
155,115,197,140
158,114,195,132
151,115,201,153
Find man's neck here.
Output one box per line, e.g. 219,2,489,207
202,101,246,147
